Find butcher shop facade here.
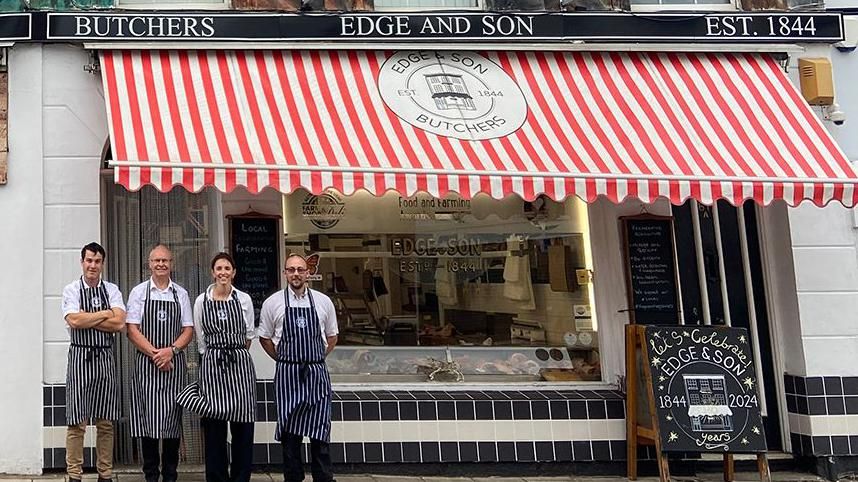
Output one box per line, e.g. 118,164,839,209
15,7,858,474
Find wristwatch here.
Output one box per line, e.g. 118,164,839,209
171,345,181,356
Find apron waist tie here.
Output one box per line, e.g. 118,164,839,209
71,343,111,362
210,345,244,372
277,359,325,382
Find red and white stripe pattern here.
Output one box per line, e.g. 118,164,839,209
100,50,858,206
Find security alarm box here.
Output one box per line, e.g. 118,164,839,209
799,58,835,106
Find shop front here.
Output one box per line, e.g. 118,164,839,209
23,9,858,472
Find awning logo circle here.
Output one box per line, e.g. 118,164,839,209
378,51,528,141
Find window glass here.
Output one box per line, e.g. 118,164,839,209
285,189,600,383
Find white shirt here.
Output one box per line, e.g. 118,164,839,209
126,278,193,327
193,284,256,354
258,287,339,348
62,277,126,324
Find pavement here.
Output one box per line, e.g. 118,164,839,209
0,469,833,482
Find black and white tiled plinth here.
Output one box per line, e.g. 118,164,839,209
43,382,627,468
785,374,858,457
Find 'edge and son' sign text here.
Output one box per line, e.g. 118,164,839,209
42,11,843,43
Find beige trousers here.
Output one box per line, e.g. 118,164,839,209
66,419,114,479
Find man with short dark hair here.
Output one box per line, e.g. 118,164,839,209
61,242,126,482
259,253,339,482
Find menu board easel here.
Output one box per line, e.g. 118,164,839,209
625,325,771,482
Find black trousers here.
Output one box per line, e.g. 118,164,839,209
141,437,180,482
281,433,334,482
201,418,254,482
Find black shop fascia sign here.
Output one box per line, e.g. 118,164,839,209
0,10,840,43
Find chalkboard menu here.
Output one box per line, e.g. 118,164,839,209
229,216,280,325
644,325,767,453
622,216,679,325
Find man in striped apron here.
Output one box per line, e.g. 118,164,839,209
60,242,126,482
260,254,339,482
126,245,194,482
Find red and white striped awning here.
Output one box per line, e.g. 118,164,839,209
100,49,858,206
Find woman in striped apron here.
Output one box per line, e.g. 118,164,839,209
127,246,194,482
177,252,256,482
61,242,126,482
259,254,339,482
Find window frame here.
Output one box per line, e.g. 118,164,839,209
373,0,485,11
113,0,229,10
629,0,738,12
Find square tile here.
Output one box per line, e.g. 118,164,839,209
265,383,275,401
784,374,795,395
535,441,554,461
43,448,52,468
843,377,858,396
497,441,516,462
531,401,550,420
345,442,363,463
440,441,459,462
801,435,812,455
550,400,569,420
399,401,418,420
331,402,343,422
337,391,358,400
587,400,607,419
513,401,531,420
610,440,627,461
393,392,416,400
252,443,269,464
827,397,846,415
592,440,611,461
813,436,832,455
382,442,402,462
418,401,437,421
380,402,398,421
808,397,827,416
494,401,513,420
266,403,277,422
796,377,807,396
456,401,475,420
850,436,858,455
364,442,382,462
402,442,421,462
361,402,380,421
421,442,440,462
786,395,798,414
806,377,825,396
53,386,66,406
429,391,452,400
342,402,361,421
832,436,850,455
797,396,809,415
437,401,456,421
478,441,497,462
825,377,844,395
606,400,624,419
515,441,535,462
573,440,593,461
256,383,267,403
475,401,493,420
553,441,573,461
459,441,478,462
790,433,802,456
354,391,377,400
845,397,858,415
569,401,587,419
43,386,52,406
373,391,396,400
468,391,489,400
43,407,52,427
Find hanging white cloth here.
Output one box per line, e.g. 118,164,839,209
503,236,535,310
436,261,458,306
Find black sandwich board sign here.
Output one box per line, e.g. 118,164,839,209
625,324,770,482
622,216,680,325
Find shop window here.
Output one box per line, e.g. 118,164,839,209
284,189,601,383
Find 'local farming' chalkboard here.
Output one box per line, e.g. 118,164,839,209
229,216,280,325
623,217,679,325
644,325,767,453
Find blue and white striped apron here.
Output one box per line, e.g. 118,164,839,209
177,290,256,422
130,282,186,438
274,289,332,442
66,278,120,425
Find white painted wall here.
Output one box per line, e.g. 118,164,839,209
42,45,109,385
0,44,45,475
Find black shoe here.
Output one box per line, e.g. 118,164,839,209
68,478,82,482
97,477,113,482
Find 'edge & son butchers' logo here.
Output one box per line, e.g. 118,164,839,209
378,51,528,141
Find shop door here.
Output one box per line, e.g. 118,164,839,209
671,200,782,451
104,181,219,465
